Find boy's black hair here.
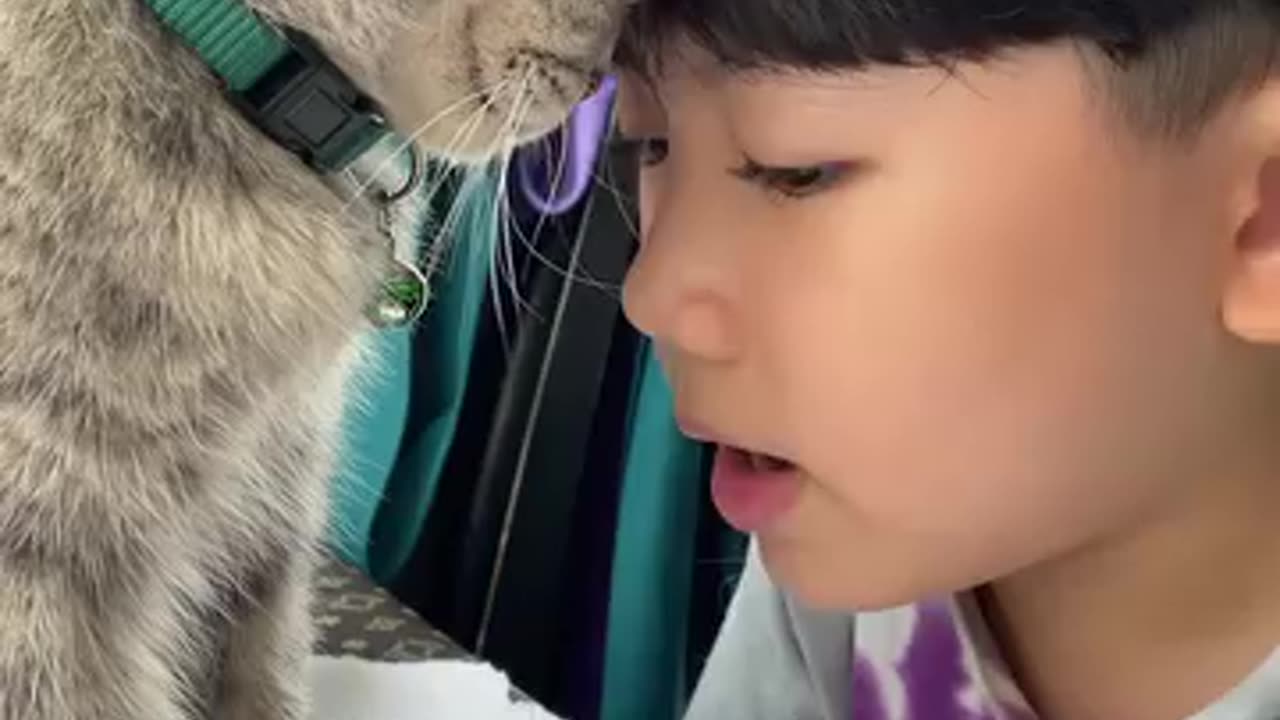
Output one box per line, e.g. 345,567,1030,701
617,1,1280,137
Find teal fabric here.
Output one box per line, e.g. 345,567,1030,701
602,343,708,720
367,172,500,584
328,328,413,571
328,169,498,580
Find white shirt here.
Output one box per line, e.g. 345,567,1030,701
685,542,1280,720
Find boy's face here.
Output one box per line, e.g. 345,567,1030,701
619,41,1272,609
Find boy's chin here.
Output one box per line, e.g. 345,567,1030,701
758,536,977,613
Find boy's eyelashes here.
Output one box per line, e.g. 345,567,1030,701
728,154,860,200
610,135,859,200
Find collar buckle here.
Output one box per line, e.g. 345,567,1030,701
231,29,387,174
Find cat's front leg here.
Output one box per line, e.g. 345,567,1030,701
214,553,316,720
0,561,189,720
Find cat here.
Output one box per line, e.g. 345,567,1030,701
0,0,627,718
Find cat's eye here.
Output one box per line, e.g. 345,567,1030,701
729,157,854,200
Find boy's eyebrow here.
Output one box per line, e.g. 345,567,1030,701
723,75,884,116
727,62,953,115
730,61,893,89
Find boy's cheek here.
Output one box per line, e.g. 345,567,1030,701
766,290,1213,608
757,457,1135,611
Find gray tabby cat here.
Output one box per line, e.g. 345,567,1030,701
0,0,626,718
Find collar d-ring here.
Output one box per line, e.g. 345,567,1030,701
374,143,425,208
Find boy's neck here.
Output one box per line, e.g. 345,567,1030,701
984,462,1280,720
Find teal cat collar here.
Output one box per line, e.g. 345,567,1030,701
142,0,389,174
142,0,431,328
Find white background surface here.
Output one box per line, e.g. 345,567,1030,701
308,656,561,720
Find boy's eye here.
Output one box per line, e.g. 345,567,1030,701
730,157,853,200
769,167,831,196
613,136,669,167
636,138,669,166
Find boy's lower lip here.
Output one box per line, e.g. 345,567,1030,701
710,446,802,533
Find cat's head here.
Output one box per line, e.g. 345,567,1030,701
247,0,628,162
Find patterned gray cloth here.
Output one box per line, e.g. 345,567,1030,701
312,556,539,706
313,555,465,662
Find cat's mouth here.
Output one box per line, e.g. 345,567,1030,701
479,62,608,132
423,67,605,160
377,0,624,163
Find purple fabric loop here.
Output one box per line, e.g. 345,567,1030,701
518,75,618,216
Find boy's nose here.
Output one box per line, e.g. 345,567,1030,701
622,235,742,365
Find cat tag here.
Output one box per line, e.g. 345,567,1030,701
367,260,429,328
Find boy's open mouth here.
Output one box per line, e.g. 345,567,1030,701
712,445,803,532
732,447,796,474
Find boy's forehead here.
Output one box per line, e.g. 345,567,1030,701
631,41,1067,119
621,42,1130,171
635,39,897,106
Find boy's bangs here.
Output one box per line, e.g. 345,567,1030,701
617,0,1210,74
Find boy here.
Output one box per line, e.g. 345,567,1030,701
614,1,1280,718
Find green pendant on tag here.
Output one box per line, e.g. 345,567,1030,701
367,260,429,328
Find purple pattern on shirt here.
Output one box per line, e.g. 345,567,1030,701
852,654,889,719
852,601,1037,720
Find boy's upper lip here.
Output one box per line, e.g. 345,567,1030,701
676,414,719,444
676,413,786,459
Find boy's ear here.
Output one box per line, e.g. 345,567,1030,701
1223,80,1280,345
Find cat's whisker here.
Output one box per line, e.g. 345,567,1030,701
496,142,618,296
488,88,621,298
476,72,587,646
446,68,533,335
341,92,504,225
463,150,516,354
408,82,515,218
332,82,512,318
339,80,513,214
514,132,563,271
592,163,641,249
432,78,520,163
376,81,512,175
490,73,544,326
505,207,622,295
429,167,491,280
423,82,521,269
408,91,513,281
477,143,530,349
